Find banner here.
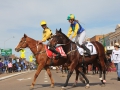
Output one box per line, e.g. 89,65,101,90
20,49,26,58
29,55,33,62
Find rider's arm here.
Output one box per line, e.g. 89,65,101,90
71,23,79,38
42,29,52,42
67,27,72,38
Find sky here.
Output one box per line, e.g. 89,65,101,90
0,0,120,60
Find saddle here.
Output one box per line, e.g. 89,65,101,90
77,42,97,56
45,45,67,58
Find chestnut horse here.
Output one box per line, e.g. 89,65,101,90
49,29,108,90
15,34,85,90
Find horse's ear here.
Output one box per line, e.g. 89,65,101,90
56,29,58,33
24,34,27,38
59,28,62,32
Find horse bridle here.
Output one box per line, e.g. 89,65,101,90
18,37,46,56
51,34,77,55
18,38,27,50
50,34,71,47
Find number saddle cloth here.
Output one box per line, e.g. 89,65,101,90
77,42,97,56
45,46,66,58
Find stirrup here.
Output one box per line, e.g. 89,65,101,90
55,54,61,60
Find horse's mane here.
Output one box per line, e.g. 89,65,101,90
28,36,37,42
57,29,74,43
27,36,45,46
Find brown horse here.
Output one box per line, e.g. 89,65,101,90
49,28,108,90
15,34,85,90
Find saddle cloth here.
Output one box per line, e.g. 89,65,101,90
45,45,66,58
77,42,97,55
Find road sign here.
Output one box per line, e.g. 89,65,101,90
0,49,12,56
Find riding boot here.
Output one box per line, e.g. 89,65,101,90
49,47,61,59
81,43,91,56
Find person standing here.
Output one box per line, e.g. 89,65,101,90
8,61,13,73
111,43,120,81
0,59,3,74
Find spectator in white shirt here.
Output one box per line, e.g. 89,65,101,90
111,43,120,81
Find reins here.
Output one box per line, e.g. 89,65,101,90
56,40,77,55
20,38,46,56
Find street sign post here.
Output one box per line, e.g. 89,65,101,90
0,49,12,56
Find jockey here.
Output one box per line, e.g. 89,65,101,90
67,14,91,56
39,20,61,59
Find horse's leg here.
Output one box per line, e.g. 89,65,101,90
98,64,105,86
30,63,45,89
102,69,106,85
78,67,90,89
44,66,54,88
86,65,88,74
92,65,95,75
99,57,106,86
61,63,76,90
72,68,79,87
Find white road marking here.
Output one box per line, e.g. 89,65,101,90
44,72,48,82
17,78,31,81
44,81,48,82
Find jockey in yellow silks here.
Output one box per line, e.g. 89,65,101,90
67,14,91,56
38,20,61,59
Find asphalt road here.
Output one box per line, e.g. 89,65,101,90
0,70,120,90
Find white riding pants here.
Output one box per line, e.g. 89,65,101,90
75,31,86,45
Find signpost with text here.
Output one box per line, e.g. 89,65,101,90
0,49,12,56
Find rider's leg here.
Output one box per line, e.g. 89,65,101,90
75,31,91,56
47,42,61,59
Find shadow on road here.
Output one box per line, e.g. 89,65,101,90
26,82,109,89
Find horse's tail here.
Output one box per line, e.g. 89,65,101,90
92,41,108,70
104,56,111,73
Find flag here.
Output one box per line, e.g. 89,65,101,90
20,49,26,58
29,55,33,62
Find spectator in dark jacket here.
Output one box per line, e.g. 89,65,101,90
0,60,3,74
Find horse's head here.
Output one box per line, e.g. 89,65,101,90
50,28,71,47
15,34,28,52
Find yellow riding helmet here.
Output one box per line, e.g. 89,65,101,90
40,20,47,26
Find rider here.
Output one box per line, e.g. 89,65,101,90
39,20,61,59
66,14,91,56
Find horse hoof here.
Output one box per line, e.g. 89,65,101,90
60,88,66,90
101,84,105,87
85,86,90,89
60,87,66,90
51,85,54,88
103,80,106,83
72,84,77,87
29,87,34,90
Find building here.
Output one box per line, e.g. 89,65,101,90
109,24,120,46
90,35,104,42
99,32,114,46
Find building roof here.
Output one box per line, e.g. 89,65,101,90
116,24,120,30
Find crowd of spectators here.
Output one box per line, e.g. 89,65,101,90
0,58,36,75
